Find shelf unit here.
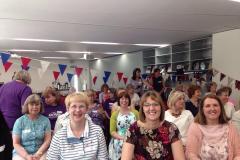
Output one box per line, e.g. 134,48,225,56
142,36,212,73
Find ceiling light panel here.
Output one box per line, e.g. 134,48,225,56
80,41,120,45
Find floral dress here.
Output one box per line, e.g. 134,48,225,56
125,120,181,160
109,112,137,160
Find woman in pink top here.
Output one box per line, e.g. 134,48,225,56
186,94,240,160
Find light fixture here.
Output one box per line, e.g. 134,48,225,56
229,0,240,2
42,57,69,59
9,49,41,52
11,53,21,58
134,44,169,47
103,52,123,55
80,41,120,45
56,51,91,54
12,38,64,43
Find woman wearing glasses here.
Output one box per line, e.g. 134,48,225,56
122,91,185,160
47,92,108,160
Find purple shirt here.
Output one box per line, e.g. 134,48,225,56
43,103,66,130
0,80,32,130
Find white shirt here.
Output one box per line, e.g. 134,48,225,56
164,110,194,145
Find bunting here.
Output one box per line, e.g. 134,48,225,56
75,67,83,77
58,64,67,75
220,73,226,81
53,71,60,80
3,61,12,72
0,52,11,64
21,57,31,68
93,76,97,85
67,73,74,83
123,77,128,85
117,72,123,81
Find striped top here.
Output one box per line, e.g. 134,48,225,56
46,118,108,160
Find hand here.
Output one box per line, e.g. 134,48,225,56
26,154,34,160
32,154,41,160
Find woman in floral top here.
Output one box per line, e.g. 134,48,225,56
122,91,185,160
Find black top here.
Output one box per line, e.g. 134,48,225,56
152,76,164,92
185,101,199,117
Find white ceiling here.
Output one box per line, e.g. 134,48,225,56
0,0,240,60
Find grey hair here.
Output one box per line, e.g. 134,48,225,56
15,70,31,84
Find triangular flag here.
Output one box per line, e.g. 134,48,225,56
21,65,30,71
235,80,240,90
3,61,12,72
103,77,108,84
53,71,60,80
58,64,67,75
93,76,97,85
67,73,74,83
220,73,226,81
104,71,111,79
40,60,50,74
1,52,11,64
21,57,31,67
123,77,128,85
117,72,123,81
37,68,44,79
90,69,98,77
228,77,234,86
75,67,83,77
141,73,148,80
212,69,219,77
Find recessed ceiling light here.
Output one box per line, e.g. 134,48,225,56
104,52,123,55
42,57,69,59
134,44,169,47
12,38,64,43
56,51,91,54
80,41,120,45
229,0,240,2
9,49,41,52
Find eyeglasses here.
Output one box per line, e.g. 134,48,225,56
70,105,87,110
143,102,160,107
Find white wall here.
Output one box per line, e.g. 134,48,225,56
0,57,89,93
213,29,240,109
90,52,143,90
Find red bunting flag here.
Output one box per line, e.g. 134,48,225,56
220,73,226,81
53,71,60,80
93,76,97,85
21,57,31,67
75,67,83,77
117,72,123,82
123,77,128,85
3,61,12,72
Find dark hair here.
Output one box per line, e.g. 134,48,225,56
117,91,131,106
132,68,141,80
101,84,109,92
206,82,217,92
153,68,160,73
188,85,201,98
139,91,165,122
194,94,229,125
216,86,231,96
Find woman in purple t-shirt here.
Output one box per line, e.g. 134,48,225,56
42,86,66,130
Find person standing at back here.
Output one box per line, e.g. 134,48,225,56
0,70,32,159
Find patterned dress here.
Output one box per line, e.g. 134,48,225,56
125,120,181,160
109,112,137,160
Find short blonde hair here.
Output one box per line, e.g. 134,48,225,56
167,91,185,109
22,94,44,114
67,92,90,108
139,91,165,122
64,94,71,110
